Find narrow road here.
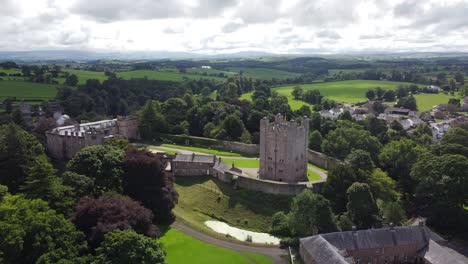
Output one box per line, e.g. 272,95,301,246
171,222,287,264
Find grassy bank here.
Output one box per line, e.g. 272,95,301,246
174,176,292,233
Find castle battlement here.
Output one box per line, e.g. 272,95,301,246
46,116,139,160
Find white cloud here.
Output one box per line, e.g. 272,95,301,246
0,0,467,53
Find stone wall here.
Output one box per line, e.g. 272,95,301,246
307,149,342,170
46,131,105,160
172,162,212,177
236,175,319,196
220,141,259,155
209,167,234,183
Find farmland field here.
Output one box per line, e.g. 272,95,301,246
63,69,107,84
0,80,59,100
186,68,235,77
117,70,225,82
241,80,424,109
159,228,272,264
228,67,301,80
412,93,456,111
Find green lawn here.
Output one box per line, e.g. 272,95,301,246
174,176,292,233
413,93,457,111
307,170,322,182
161,143,244,157
117,70,225,82
159,228,272,264
221,158,260,168
241,80,423,109
0,80,59,100
228,67,301,80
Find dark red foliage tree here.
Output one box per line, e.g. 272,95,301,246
122,148,178,224
72,196,160,249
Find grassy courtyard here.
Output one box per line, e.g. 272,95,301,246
159,228,273,264
174,176,292,233
160,143,245,157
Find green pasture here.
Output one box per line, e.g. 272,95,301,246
0,80,59,100
328,68,369,75
159,228,272,264
63,69,107,84
160,143,244,157
241,80,424,109
174,176,292,233
413,93,457,111
186,68,234,77
116,70,225,82
0,68,22,75
228,67,301,80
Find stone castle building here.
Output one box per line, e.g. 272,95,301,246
46,116,138,160
259,114,309,183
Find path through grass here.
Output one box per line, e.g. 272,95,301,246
161,143,245,157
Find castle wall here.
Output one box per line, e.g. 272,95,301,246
307,149,342,170
236,175,317,195
172,161,212,176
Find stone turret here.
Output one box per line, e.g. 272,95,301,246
259,114,309,183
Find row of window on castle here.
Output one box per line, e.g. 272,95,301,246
267,155,305,162
267,165,306,172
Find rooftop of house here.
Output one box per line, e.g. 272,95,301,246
173,154,216,164
299,225,466,264
384,107,411,114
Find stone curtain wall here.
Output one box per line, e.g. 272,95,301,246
220,141,259,155
307,149,342,170
236,175,308,196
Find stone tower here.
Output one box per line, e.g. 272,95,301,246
259,114,309,183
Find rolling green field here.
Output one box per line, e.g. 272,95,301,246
0,80,59,100
174,176,292,233
0,68,23,75
186,68,235,77
328,68,368,75
160,228,272,264
228,67,301,80
413,93,456,111
241,80,424,109
63,69,107,84
160,143,245,157
117,70,225,82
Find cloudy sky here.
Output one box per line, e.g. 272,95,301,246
1,0,468,54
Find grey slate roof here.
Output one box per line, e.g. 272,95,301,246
422,240,468,264
300,236,350,264
212,161,232,172
320,225,444,251
173,154,215,163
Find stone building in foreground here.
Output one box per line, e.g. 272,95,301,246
299,224,467,264
259,114,309,183
46,116,138,160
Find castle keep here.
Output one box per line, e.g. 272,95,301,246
259,114,309,183
46,116,138,160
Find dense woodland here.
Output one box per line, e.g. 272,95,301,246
0,56,467,262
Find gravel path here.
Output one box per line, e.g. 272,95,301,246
171,222,287,264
